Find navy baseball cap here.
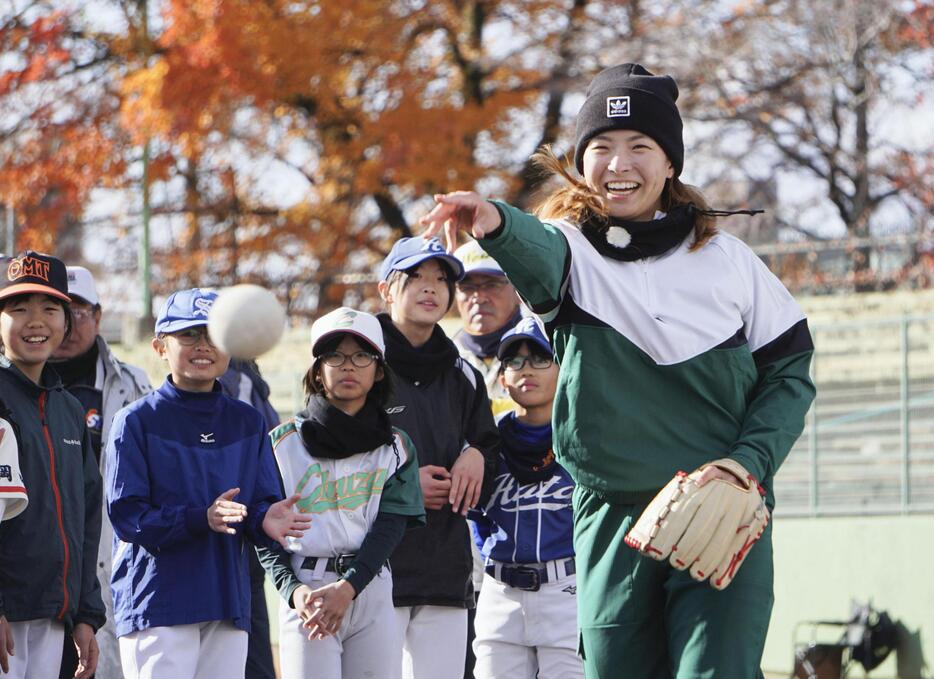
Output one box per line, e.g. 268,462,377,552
497,316,552,359
155,288,218,334
0,251,71,303
379,237,465,282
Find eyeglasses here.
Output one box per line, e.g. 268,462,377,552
320,351,378,368
456,280,509,296
70,307,96,321
168,327,215,347
503,355,553,371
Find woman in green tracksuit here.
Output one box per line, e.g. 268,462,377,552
421,63,816,679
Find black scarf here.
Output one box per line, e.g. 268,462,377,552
454,309,523,360
50,340,99,388
377,313,459,385
299,393,394,459
499,412,557,485
581,204,765,262
581,204,696,262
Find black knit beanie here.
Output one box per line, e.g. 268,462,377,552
574,63,684,176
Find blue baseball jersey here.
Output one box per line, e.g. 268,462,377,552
471,413,575,564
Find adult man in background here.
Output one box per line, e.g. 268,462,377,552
51,266,152,679
452,240,523,417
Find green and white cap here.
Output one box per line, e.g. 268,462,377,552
311,307,385,358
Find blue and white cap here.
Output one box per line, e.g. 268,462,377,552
497,316,552,359
155,288,217,334
379,237,465,282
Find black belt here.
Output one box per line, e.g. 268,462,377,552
485,557,576,592
301,554,356,577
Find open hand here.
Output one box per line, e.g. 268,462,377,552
263,494,312,548
208,487,247,535
419,465,453,511
419,192,502,252
450,447,484,515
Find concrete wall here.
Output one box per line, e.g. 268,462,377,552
765,515,933,678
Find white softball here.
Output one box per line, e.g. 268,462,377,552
208,284,286,359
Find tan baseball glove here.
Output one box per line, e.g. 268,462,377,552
623,458,769,590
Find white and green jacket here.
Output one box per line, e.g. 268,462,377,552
481,202,816,507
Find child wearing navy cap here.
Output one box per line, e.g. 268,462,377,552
0,251,105,679
104,288,312,679
375,238,500,679
470,318,582,679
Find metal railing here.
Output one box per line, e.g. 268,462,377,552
774,314,934,516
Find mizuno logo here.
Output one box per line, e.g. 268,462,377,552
200,433,215,443
385,406,406,414
606,96,630,118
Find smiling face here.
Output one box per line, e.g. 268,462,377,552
316,334,383,415
499,341,558,411
0,293,69,383
582,130,674,221
152,325,230,393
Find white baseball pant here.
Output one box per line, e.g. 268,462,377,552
473,567,583,679
118,620,247,679
278,567,397,679
5,619,64,679
391,604,467,679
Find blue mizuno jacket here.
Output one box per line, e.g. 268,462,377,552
105,378,282,636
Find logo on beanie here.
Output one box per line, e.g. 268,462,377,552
606,96,630,118
7,255,50,283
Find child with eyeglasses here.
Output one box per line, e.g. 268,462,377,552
256,307,425,679
104,288,311,679
468,317,582,679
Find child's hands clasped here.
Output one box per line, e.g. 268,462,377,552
262,494,312,548
450,447,484,515
301,580,356,640
207,487,248,535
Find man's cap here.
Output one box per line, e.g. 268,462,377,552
497,316,552,359
453,240,505,277
574,63,684,176
66,266,99,306
379,237,465,282
0,251,70,303
155,288,218,335
311,307,385,358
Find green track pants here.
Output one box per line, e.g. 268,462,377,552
573,485,774,679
